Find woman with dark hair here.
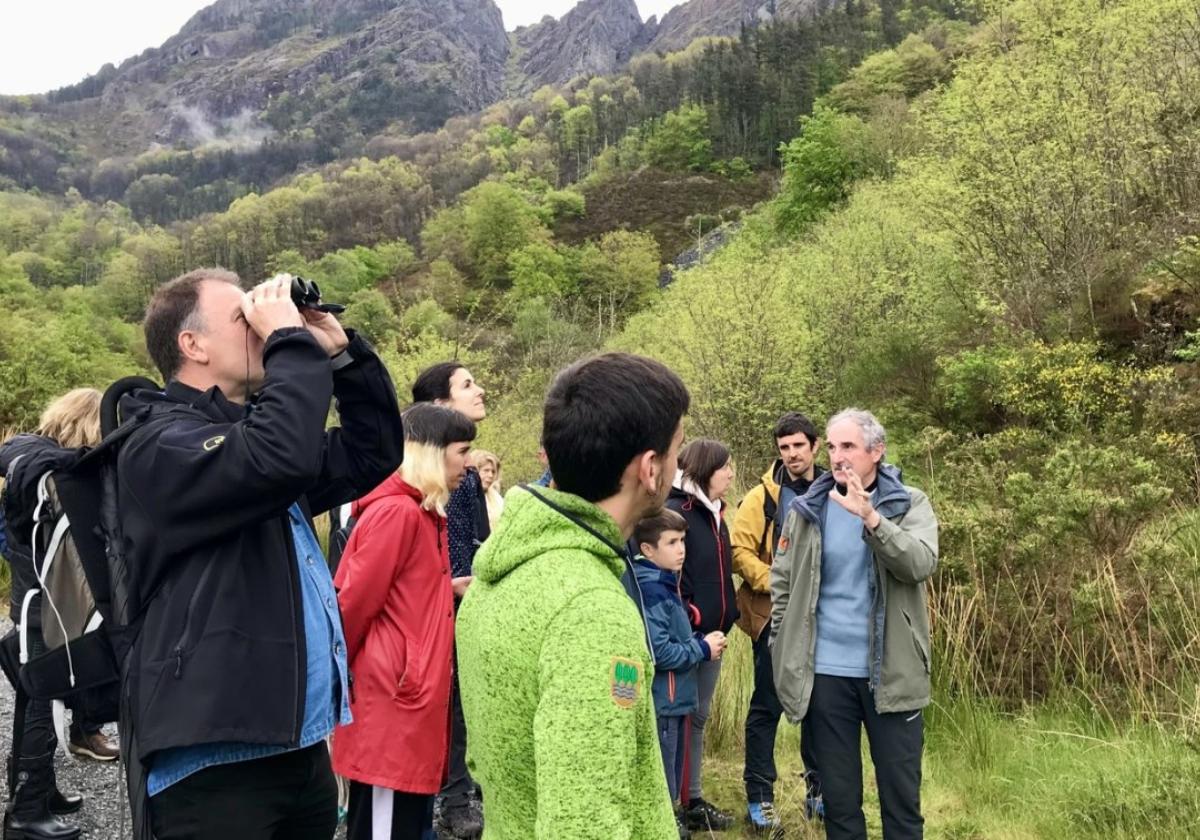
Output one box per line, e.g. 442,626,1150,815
410,362,488,837
410,363,486,422
332,403,476,839
667,438,739,833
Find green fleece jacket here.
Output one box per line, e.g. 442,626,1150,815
456,486,677,840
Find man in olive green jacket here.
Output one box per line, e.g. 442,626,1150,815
770,409,937,840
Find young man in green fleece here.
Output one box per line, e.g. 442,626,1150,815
456,352,690,840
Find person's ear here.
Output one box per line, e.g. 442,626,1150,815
178,329,208,366
638,449,660,497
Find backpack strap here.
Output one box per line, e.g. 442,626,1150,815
28,472,77,688
756,485,777,557
101,376,160,436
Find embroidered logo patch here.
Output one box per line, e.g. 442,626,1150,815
610,657,641,709
202,435,226,452
776,535,790,553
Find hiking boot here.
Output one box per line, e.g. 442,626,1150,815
46,790,82,817
746,800,784,837
805,794,825,822
5,754,81,840
685,797,734,831
437,801,483,839
67,729,118,762
675,809,692,839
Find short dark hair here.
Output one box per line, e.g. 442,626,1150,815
402,403,477,447
774,411,819,446
411,362,466,403
634,508,688,549
678,439,731,496
143,268,241,381
542,352,690,502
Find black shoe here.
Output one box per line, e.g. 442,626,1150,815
685,797,735,831
46,791,82,817
6,753,81,840
437,802,483,839
675,809,692,839
4,812,81,840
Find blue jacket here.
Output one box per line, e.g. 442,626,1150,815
627,557,710,716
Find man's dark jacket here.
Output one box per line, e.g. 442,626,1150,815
116,327,403,761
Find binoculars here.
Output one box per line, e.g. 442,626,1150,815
290,275,345,314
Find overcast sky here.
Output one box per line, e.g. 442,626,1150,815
0,1,682,95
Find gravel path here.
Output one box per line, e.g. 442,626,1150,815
0,616,456,839
0,619,126,838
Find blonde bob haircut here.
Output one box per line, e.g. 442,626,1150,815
37,388,102,449
468,449,499,477
398,403,477,515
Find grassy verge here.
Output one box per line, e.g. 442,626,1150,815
699,634,1200,839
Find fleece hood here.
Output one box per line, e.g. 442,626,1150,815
472,485,626,585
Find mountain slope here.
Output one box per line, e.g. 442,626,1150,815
42,0,511,154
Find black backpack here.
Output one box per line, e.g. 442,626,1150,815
12,376,160,708
0,376,161,836
756,489,780,557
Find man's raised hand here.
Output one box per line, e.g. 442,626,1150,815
301,306,349,358
241,275,303,339
830,468,881,529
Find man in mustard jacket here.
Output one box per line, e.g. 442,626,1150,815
730,412,825,834
771,409,937,840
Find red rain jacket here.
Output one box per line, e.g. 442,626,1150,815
332,474,455,794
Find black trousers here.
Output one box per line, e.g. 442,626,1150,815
14,625,106,761
149,743,337,840
806,675,924,840
347,781,433,840
439,652,474,810
744,624,819,802
17,628,55,765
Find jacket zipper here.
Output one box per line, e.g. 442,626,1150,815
171,561,218,677
712,515,727,630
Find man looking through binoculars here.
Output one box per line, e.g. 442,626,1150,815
117,268,404,839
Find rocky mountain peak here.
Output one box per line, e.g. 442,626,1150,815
648,0,822,53
514,0,655,93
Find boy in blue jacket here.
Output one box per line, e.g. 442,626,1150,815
630,509,726,838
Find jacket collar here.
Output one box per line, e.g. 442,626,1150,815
632,555,679,589
792,463,910,525
672,470,724,521
353,472,429,517
774,461,826,493
164,380,247,423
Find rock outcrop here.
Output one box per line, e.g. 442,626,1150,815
648,0,824,54
513,0,656,93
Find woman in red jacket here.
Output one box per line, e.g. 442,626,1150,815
332,403,476,839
